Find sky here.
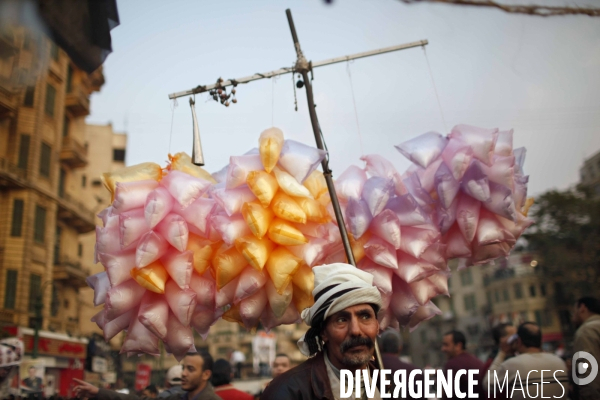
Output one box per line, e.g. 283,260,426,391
86,0,600,196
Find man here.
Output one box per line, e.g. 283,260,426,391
159,365,185,398
229,350,245,379
262,263,383,400
73,352,220,400
211,359,253,400
483,323,516,372
572,296,600,400
378,329,419,399
142,384,158,398
441,330,484,399
484,322,569,399
22,365,43,400
271,354,291,379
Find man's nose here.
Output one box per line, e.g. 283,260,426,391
349,315,362,335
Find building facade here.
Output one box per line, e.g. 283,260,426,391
0,23,115,397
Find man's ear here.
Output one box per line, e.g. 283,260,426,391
321,328,329,344
202,370,212,382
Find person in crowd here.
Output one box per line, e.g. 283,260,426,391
271,354,291,380
441,330,485,400
142,384,158,398
262,263,383,400
211,359,253,400
73,352,220,400
229,350,246,379
572,296,600,400
378,329,419,399
484,321,569,399
484,323,516,371
159,365,185,398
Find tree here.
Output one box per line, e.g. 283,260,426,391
523,185,600,338
399,0,600,17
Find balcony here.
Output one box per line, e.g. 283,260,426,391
57,192,96,233
0,157,28,187
0,81,18,120
53,255,89,288
60,136,88,168
0,29,17,59
65,85,90,117
0,310,16,324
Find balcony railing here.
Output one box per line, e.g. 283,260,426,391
53,255,89,288
60,136,88,168
65,84,90,117
0,157,28,187
57,192,96,233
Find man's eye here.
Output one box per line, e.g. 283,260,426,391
336,317,347,323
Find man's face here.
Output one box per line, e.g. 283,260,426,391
321,304,379,369
441,334,459,359
181,355,210,392
272,356,291,378
141,389,156,398
28,367,36,378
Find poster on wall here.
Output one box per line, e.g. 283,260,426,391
20,359,45,399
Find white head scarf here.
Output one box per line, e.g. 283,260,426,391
297,263,382,356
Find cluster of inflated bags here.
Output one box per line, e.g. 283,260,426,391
87,125,532,359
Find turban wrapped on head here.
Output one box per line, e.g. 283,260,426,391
298,263,383,356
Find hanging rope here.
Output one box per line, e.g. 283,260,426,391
168,98,178,154
422,46,448,133
346,61,365,156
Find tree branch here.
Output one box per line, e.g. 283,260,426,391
399,0,600,17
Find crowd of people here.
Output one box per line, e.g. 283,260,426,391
61,265,600,399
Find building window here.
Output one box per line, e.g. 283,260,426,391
464,293,477,312
63,116,69,137
529,285,537,297
494,290,501,303
92,179,102,187
58,168,66,198
50,42,59,61
78,243,83,257
503,288,510,302
28,274,41,312
39,142,51,178
24,86,35,107
460,269,473,286
66,65,73,93
17,134,30,170
514,283,523,299
44,83,56,117
51,286,59,317
540,284,546,297
81,175,87,187
34,205,46,244
54,226,61,265
113,148,126,162
4,270,18,309
486,291,492,306
10,199,24,237
543,310,553,327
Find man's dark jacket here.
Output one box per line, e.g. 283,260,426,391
261,351,379,400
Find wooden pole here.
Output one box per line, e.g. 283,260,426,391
284,8,385,371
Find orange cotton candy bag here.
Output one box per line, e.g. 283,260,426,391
259,128,285,173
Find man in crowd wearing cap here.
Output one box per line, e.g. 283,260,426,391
262,263,383,400
483,321,569,399
159,365,185,398
73,352,220,400
572,296,600,400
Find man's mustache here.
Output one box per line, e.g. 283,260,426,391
340,336,374,353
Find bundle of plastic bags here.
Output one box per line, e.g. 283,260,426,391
89,124,531,356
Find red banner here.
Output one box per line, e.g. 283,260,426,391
135,363,152,392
